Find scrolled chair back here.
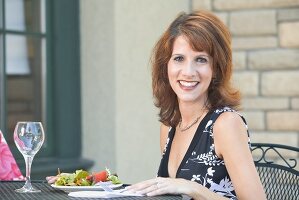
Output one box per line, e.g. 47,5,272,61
251,143,299,200
0,130,24,180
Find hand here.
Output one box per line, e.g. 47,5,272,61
46,176,58,184
126,177,192,196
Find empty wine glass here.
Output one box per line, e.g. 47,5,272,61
14,122,45,193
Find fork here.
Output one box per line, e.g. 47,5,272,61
96,182,114,192
95,182,129,194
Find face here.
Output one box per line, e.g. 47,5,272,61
167,35,213,105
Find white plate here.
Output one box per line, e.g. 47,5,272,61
68,191,144,198
51,183,123,193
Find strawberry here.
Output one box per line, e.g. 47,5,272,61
93,170,107,183
86,175,93,181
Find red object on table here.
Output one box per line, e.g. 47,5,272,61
0,130,24,180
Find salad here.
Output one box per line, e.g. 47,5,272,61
54,168,121,186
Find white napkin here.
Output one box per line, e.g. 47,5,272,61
68,190,144,198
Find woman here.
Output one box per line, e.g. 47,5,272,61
126,10,266,200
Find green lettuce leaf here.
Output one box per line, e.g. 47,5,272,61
55,173,76,186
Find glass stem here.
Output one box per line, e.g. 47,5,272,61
23,154,34,189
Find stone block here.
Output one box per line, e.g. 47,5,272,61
214,0,299,11
267,111,299,130
192,0,212,10
248,49,299,70
250,131,298,157
233,51,246,70
279,22,299,47
242,97,289,110
240,111,265,130
230,10,276,36
291,98,299,109
262,71,299,96
233,71,259,96
278,8,299,21
250,131,298,146
232,36,277,50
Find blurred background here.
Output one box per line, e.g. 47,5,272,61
0,0,299,183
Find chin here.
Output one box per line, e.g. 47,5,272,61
177,95,200,103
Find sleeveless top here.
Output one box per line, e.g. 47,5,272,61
157,107,250,200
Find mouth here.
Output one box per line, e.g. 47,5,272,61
178,80,199,89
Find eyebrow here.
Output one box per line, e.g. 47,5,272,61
196,54,209,58
171,53,209,57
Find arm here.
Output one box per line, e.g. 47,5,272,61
213,112,266,200
128,177,230,200
160,123,169,154
46,176,58,184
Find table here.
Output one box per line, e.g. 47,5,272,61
0,181,182,200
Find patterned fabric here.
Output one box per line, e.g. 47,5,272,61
0,130,24,180
158,107,250,200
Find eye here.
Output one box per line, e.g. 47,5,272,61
174,56,184,62
196,56,208,64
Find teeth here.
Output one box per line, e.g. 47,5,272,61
179,81,198,87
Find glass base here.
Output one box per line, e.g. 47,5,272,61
15,185,41,193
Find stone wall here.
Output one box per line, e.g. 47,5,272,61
192,0,299,147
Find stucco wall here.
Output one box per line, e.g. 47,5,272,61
80,0,116,174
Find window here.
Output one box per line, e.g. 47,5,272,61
1,0,46,155
0,0,93,178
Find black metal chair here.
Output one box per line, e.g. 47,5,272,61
251,143,299,200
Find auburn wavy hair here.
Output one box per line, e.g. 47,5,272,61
152,10,241,127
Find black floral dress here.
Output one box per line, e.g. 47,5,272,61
157,107,250,200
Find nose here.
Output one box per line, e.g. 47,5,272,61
181,61,195,77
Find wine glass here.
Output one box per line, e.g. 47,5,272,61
13,122,45,193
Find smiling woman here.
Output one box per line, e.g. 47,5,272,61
126,10,267,200
151,11,239,129
167,36,213,109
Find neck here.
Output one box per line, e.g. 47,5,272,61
178,102,207,132
179,99,207,123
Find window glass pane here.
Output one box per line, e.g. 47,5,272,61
6,35,30,75
5,35,45,147
5,0,45,33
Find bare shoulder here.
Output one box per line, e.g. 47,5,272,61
160,123,170,154
213,111,249,158
214,111,246,131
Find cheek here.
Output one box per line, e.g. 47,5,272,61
167,64,178,89
205,69,213,87
198,66,213,79
205,65,213,79
167,63,176,80
206,70,213,81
